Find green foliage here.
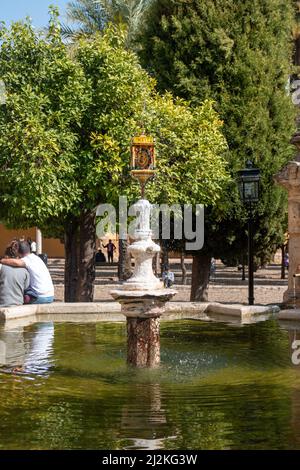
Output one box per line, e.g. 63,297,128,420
0,11,229,238
0,15,87,226
138,0,296,260
146,95,228,206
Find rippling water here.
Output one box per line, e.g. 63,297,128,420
0,319,300,450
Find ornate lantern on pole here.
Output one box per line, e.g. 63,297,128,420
131,133,156,197
238,160,261,305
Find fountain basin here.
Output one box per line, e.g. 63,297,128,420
1,318,300,450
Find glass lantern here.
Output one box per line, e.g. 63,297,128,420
131,133,156,193
238,160,260,205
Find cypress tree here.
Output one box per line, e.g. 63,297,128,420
139,0,296,300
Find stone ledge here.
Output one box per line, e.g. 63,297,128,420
0,304,38,321
0,302,122,321
206,303,280,318
276,309,300,321
165,301,209,313
0,301,279,323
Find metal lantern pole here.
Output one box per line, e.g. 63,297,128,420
238,161,260,306
248,206,254,305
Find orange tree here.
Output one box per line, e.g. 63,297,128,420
0,9,229,301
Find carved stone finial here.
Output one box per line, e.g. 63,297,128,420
274,161,300,190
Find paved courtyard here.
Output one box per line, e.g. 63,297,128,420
49,259,287,306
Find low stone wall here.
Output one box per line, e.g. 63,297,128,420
276,309,300,321
0,301,279,324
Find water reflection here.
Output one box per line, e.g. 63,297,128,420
285,326,300,447
0,326,26,370
0,322,54,375
121,383,177,450
0,319,300,449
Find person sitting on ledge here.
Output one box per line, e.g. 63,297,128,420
0,240,54,305
0,241,30,308
95,248,106,263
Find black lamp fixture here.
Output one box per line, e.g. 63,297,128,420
237,160,261,305
238,160,260,205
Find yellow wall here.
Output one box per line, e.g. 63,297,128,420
0,224,65,258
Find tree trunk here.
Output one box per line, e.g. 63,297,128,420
190,252,211,301
118,238,132,281
64,210,96,302
180,249,187,285
152,241,160,276
241,254,246,281
64,217,79,302
281,244,285,280
77,209,96,302
160,240,169,275
295,36,300,67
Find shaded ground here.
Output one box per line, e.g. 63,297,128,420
49,259,287,306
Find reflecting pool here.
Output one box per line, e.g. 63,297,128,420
0,319,300,449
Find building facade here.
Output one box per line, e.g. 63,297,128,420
0,224,119,259
0,224,65,258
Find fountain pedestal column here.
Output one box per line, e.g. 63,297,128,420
275,161,300,306
111,199,176,367
127,317,160,368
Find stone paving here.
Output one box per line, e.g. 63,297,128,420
48,258,287,305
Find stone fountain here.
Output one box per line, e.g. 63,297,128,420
111,134,176,367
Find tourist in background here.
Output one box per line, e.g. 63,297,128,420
102,239,116,264
95,248,106,263
284,253,289,271
30,239,37,254
162,266,175,288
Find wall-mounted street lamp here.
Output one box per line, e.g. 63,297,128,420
238,160,261,305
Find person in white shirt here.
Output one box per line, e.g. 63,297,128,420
30,240,37,254
0,240,54,304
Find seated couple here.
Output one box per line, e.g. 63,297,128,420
0,240,54,308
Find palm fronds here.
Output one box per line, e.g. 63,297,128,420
61,0,153,40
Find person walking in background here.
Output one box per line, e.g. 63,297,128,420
0,240,54,304
284,253,289,271
0,241,30,307
162,266,175,288
210,257,216,276
102,239,116,264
